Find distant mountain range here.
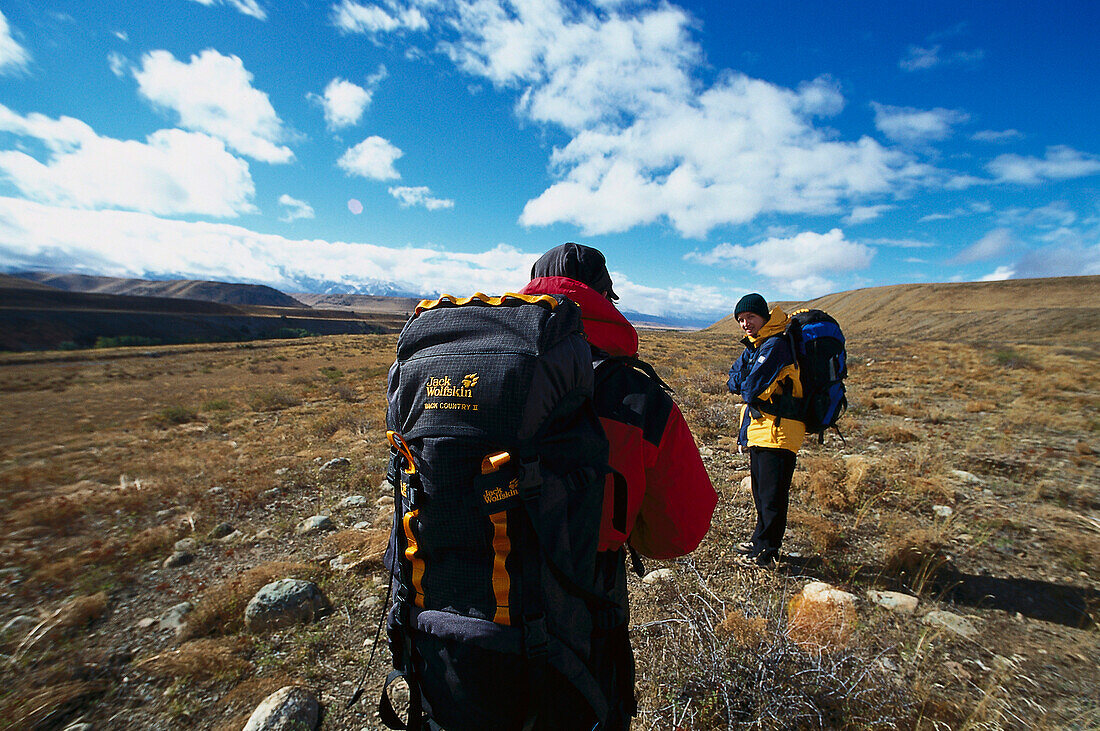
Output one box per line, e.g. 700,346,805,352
4,270,711,328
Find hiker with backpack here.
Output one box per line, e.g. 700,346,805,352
726,293,805,569
517,243,718,728
726,293,848,569
377,242,715,730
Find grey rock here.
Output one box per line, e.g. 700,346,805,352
274,467,290,476
136,617,156,629
319,457,350,473
338,495,369,509
951,469,984,485
159,602,193,634
173,538,198,552
208,522,235,540
61,723,94,731
922,610,978,639
208,486,225,495
867,589,919,614
739,475,752,492
218,529,244,543
163,551,194,568
352,521,372,530
242,685,320,731
376,495,395,509
378,479,395,496
932,504,954,518
642,568,675,585
296,515,335,536
245,579,330,633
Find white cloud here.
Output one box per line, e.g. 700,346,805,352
0,10,31,75
310,69,386,129
338,136,402,180
845,204,892,224
388,186,454,210
133,49,293,163
954,228,1017,264
186,0,267,21
332,0,428,35
971,129,1023,144
0,104,255,217
685,229,874,288
871,103,969,145
0,197,738,320
899,44,984,72
988,146,1100,185
356,0,932,237
278,194,315,222
108,51,129,78
979,266,1014,281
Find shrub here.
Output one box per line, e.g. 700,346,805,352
155,405,197,426
247,387,301,412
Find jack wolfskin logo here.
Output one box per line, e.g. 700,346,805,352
483,478,519,504
425,375,473,399
462,373,479,389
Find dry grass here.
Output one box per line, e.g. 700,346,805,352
137,637,252,682
179,562,324,641
787,594,856,650
883,528,953,594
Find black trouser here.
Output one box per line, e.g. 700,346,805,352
748,446,797,557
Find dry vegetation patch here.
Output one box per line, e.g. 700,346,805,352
0,330,1096,728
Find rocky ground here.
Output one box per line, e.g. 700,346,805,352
0,331,1096,729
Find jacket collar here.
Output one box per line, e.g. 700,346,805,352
518,276,639,357
741,306,790,346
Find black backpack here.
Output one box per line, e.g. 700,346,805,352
787,308,848,441
379,293,628,731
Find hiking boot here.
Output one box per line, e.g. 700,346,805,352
737,551,778,569
734,541,756,556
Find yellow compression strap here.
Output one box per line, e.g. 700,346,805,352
415,292,558,316
402,509,425,608
489,511,512,626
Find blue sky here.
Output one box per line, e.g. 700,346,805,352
0,0,1097,323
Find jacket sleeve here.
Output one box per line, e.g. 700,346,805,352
738,337,794,404
727,349,750,396
629,401,718,560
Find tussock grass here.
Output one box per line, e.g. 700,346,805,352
883,528,952,594
127,525,179,559
864,423,920,443
634,566,915,729
137,637,252,681
246,387,301,411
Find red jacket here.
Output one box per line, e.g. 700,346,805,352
519,276,717,559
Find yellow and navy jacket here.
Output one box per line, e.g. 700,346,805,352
726,307,806,453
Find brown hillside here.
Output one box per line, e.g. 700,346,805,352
0,274,59,291
290,292,419,316
14,272,308,308
706,275,1100,344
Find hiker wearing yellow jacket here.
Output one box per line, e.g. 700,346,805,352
726,293,805,568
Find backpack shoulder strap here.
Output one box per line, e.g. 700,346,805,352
596,355,673,394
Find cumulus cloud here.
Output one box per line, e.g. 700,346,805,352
310,68,386,129
0,10,31,75
332,0,428,35
871,103,969,145
0,104,255,217
339,136,403,180
186,0,267,20
953,228,1017,264
278,194,314,222
133,49,293,163
352,0,928,238
987,146,1100,185
388,186,454,210
685,228,874,296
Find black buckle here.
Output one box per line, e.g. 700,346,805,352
523,613,548,659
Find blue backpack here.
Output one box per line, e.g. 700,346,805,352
788,308,848,442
